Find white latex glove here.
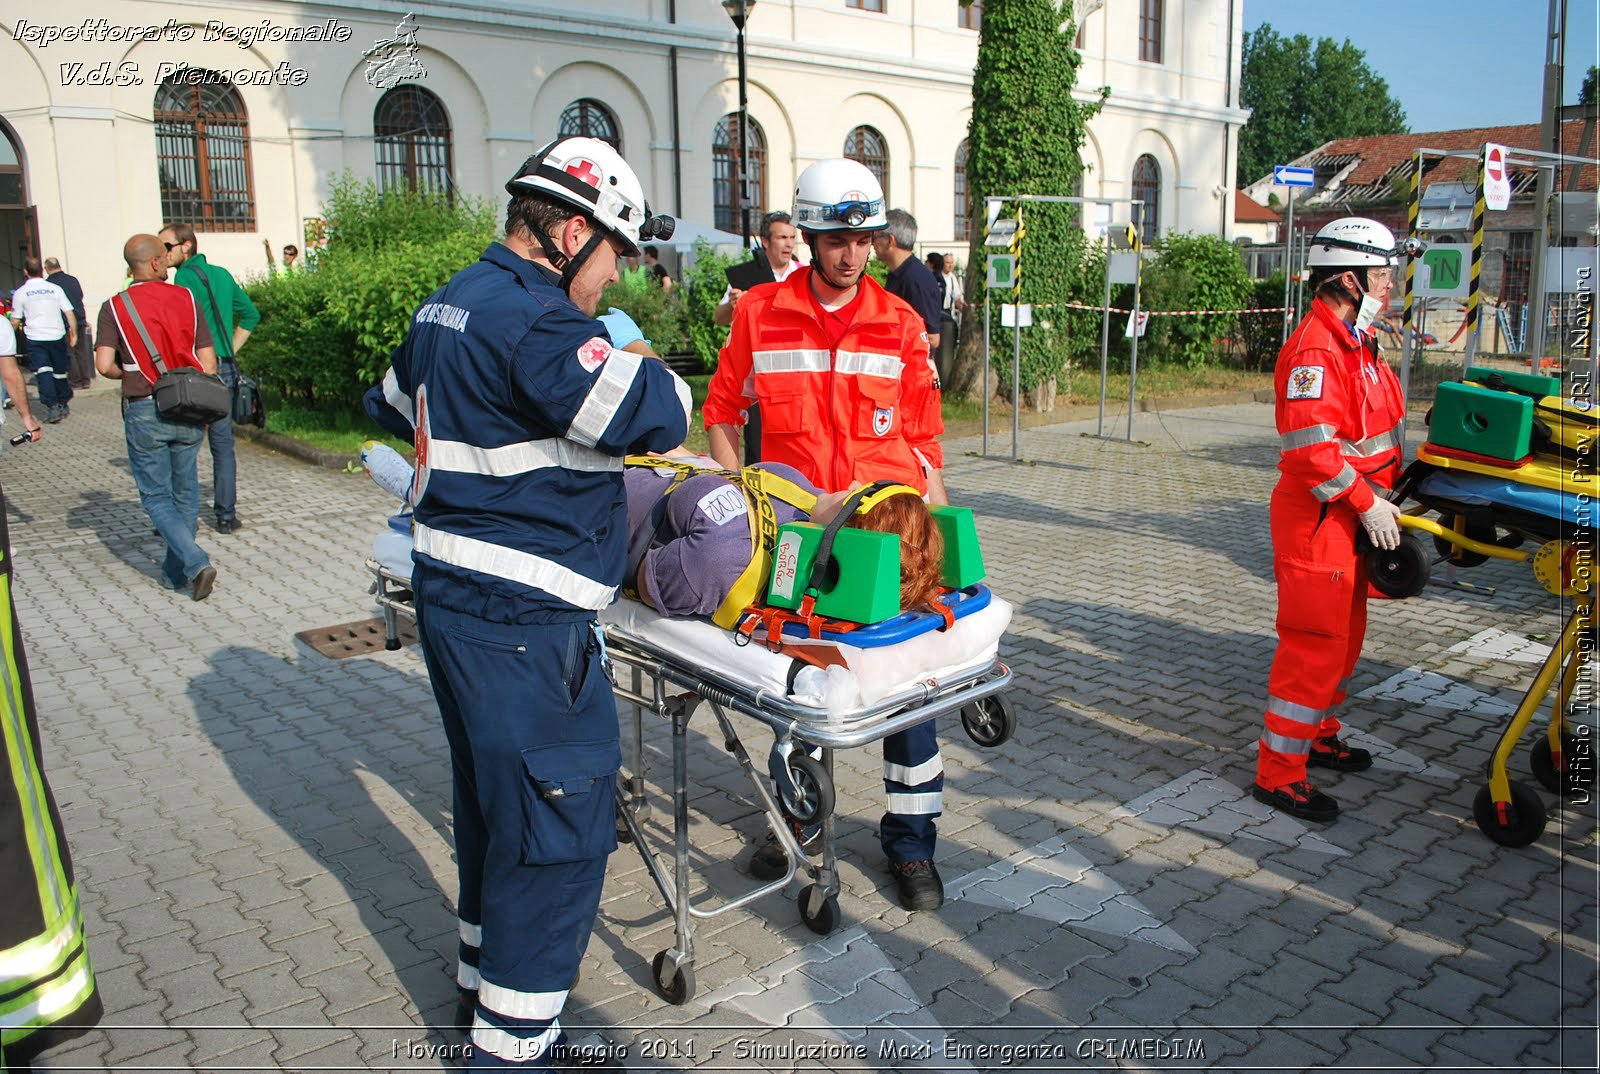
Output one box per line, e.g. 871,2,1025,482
1359,497,1403,551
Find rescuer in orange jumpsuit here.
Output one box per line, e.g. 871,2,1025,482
1255,217,1408,823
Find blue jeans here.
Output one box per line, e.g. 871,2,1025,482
206,362,237,522
28,338,72,409
124,398,209,588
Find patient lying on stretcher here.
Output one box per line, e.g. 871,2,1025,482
623,458,946,623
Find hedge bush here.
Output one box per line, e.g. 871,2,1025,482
243,176,498,413
1138,231,1257,369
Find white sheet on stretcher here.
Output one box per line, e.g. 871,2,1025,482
372,530,1012,720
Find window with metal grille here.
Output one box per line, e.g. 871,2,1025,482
713,114,767,236
1139,0,1163,63
375,86,454,196
1502,231,1534,305
848,0,886,11
959,1,982,30
1132,154,1160,245
559,99,620,151
154,76,255,231
954,140,970,242
844,126,889,203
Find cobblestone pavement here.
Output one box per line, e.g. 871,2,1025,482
11,383,1596,1073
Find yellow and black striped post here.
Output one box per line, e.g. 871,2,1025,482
1402,150,1422,339
1464,145,1488,367
1009,205,1025,302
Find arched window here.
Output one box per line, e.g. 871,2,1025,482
375,86,453,195
1132,154,1160,245
954,141,970,242
844,126,889,203
154,75,255,231
712,114,766,236
559,99,620,151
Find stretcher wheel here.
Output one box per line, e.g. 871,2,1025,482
1472,782,1546,847
651,950,695,1005
779,754,834,826
1531,733,1584,797
799,885,841,935
1432,513,1496,568
1369,532,1432,598
961,694,1015,748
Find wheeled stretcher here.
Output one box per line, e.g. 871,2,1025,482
1370,372,1595,848
365,522,1015,1003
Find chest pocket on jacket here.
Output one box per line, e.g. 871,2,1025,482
757,379,815,437
853,376,901,439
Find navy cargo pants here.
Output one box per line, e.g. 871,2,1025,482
415,568,619,1071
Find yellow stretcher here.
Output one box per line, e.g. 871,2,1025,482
1375,446,1595,848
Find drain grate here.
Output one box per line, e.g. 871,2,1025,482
296,617,417,659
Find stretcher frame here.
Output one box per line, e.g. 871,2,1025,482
603,623,1012,1003
1385,461,1595,847
366,558,1015,1002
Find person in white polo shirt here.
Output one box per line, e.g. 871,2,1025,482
9,258,77,423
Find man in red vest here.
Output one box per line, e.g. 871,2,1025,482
94,234,221,601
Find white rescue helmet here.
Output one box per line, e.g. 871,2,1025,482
792,158,888,233
1307,217,1399,269
505,136,668,257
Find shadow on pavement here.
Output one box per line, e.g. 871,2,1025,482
188,645,460,1053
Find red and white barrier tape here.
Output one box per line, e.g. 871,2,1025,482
1029,301,1293,316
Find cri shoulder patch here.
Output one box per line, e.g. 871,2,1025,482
577,337,611,373
1286,365,1325,400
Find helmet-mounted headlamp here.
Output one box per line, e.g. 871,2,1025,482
796,198,885,229
639,213,676,242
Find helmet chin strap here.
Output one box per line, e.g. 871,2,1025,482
803,232,859,292
532,219,609,295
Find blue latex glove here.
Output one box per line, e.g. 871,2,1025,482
596,307,648,351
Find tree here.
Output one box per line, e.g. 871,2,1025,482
948,0,1104,402
1580,65,1599,107
1238,24,1406,185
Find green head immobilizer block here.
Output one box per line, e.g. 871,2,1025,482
1430,381,1533,462
929,505,985,588
1467,366,1561,399
765,522,902,624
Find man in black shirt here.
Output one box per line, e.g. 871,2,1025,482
872,209,942,350
44,258,92,388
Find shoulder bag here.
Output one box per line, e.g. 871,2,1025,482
116,292,231,425
188,264,267,427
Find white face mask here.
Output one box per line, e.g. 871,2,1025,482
1353,292,1383,335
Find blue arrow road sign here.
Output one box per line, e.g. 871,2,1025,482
1273,165,1315,187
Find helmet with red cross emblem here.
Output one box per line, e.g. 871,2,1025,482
505,136,671,257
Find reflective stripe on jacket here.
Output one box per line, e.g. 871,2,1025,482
1274,298,1407,513
364,243,692,614
702,268,944,494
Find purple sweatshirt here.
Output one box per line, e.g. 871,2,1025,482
624,462,817,617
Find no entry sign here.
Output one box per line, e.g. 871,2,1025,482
1484,142,1511,211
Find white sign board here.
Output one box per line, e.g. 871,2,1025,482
1484,143,1511,212
985,219,1018,246
1542,247,1600,295
986,254,1017,289
1000,303,1033,328
1124,310,1150,338
1107,251,1140,285
1413,242,1472,299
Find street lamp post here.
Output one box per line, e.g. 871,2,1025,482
722,0,757,251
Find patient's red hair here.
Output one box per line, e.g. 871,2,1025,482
853,493,946,614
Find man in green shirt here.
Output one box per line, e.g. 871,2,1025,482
160,224,260,533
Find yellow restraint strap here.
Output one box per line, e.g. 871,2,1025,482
625,458,819,628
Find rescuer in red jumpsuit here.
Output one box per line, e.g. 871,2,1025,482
1255,217,1408,823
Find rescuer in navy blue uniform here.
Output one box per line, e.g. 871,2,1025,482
366,136,689,1071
